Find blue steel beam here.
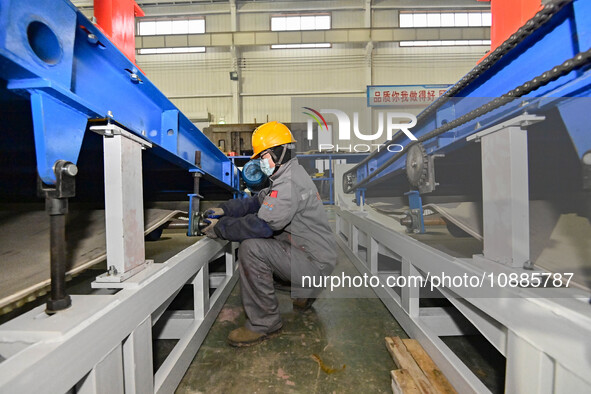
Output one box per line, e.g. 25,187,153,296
0,0,238,190
348,0,591,191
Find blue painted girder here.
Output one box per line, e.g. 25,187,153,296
0,0,239,190
352,0,591,190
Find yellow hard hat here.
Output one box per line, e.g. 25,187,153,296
251,121,296,159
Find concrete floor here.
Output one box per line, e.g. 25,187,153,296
174,246,408,394
171,244,504,394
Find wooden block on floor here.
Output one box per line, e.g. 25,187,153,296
391,369,420,394
402,339,457,394
385,337,437,394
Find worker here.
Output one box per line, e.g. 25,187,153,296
202,121,337,347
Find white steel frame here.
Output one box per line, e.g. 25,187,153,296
334,115,591,393
0,123,238,393
0,239,238,393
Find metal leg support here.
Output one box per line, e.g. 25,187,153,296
467,114,544,268
355,188,366,208
38,160,78,313
404,190,425,234
187,170,204,237
505,330,554,394
75,344,125,394
90,124,153,284
123,317,154,394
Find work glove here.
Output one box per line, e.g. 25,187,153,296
202,218,219,239
204,207,225,219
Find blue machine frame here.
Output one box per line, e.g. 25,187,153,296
347,0,591,191
0,0,240,191
297,153,369,204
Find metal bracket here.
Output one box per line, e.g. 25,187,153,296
355,188,366,207
468,114,545,268
466,113,545,142
420,153,445,194
404,190,425,234
90,124,152,286
90,123,153,149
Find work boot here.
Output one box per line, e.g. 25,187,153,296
227,326,281,347
292,298,316,311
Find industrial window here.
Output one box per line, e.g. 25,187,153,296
271,14,331,31
271,43,331,49
399,40,491,47
137,18,205,36
137,47,206,54
399,11,491,28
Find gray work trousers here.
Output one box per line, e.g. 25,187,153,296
238,238,326,334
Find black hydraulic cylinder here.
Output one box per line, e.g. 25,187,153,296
39,160,77,314
46,210,71,313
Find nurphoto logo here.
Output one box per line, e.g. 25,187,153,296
302,107,418,153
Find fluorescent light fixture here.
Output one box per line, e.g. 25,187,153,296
137,47,206,54
399,40,491,47
271,43,331,49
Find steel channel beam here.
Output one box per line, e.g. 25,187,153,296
349,0,591,190
335,206,591,393
0,0,238,189
335,215,489,394
0,238,238,393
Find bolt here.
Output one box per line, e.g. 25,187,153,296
523,260,534,270
130,73,139,83
87,33,98,45
62,163,78,177
583,151,591,165
108,265,118,276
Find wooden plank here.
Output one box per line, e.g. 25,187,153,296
402,339,458,394
392,369,421,394
385,337,437,394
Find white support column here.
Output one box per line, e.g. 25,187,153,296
467,115,544,268
90,125,152,283
225,242,236,277
365,41,374,137
229,0,237,32
76,345,124,394
367,236,379,274
364,41,373,90
123,317,154,394
351,225,359,256
400,258,419,317
505,330,554,394
364,0,372,28
194,262,210,321
230,45,242,123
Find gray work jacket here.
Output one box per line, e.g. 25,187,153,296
257,158,337,271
